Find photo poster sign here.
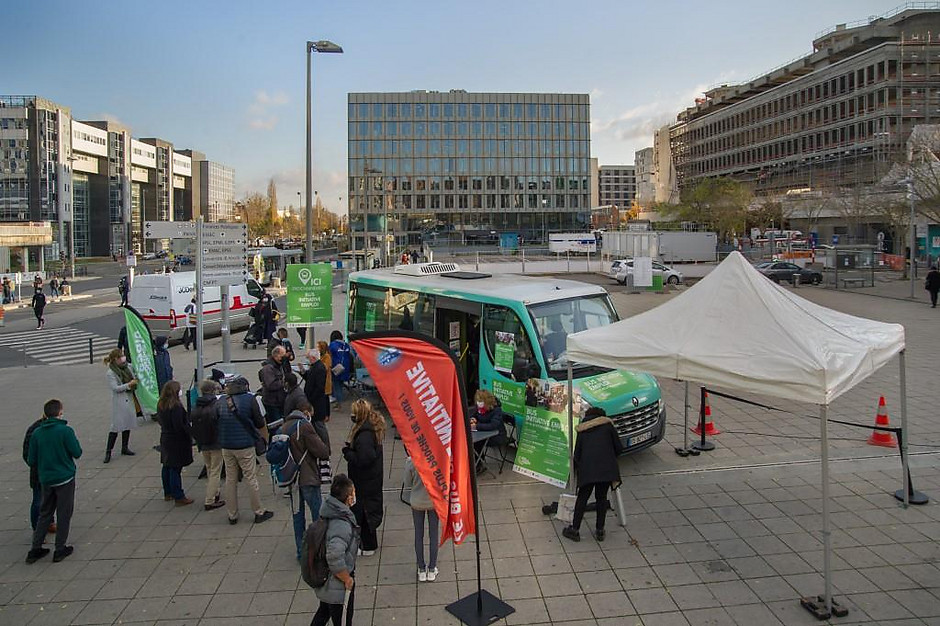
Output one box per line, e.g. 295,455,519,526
493,331,516,372
495,377,585,488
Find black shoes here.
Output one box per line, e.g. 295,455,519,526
121,448,135,456
205,501,225,511
562,526,581,542
104,451,112,464
594,529,606,542
25,548,50,564
254,511,274,524
53,546,73,562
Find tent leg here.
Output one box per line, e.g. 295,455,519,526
567,361,575,493
676,380,697,457
801,404,847,620
894,350,929,506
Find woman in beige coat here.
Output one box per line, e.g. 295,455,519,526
104,348,139,463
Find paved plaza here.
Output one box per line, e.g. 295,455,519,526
0,277,938,625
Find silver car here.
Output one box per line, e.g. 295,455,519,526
616,260,684,285
608,258,632,281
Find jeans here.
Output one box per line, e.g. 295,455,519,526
30,485,42,530
571,482,611,531
332,380,346,403
292,484,323,559
50,287,59,297
182,327,192,348
162,465,185,500
412,509,439,569
32,479,75,552
202,449,223,505
222,447,264,520
311,582,355,626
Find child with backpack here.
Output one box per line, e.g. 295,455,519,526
306,474,358,626
267,401,329,560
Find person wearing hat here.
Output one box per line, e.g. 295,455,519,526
562,406,623,543
154,336,173,393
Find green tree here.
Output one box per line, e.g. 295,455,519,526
662,178,752,242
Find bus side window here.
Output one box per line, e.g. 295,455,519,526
483,305,540,381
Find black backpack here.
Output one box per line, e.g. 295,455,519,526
189,401,218,447
300,518,330,588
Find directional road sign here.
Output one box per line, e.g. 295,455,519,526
199,221,249,287
144,221,196,239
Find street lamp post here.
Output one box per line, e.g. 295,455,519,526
305,38,343,346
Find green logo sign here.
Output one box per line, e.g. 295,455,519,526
286,263,333,327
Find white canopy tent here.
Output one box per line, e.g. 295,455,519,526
566,251,908,618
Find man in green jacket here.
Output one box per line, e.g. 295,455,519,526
26,399,83,564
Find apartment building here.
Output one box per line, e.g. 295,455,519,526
598,165,636,209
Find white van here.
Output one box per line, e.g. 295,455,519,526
128,272,264,340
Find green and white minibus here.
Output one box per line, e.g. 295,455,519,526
346,262,666,454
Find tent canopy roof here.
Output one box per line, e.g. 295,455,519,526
566,252,905,405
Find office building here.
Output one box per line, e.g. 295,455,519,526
669,6,940,196
598,165,636,209
347,91,592,249
0,96,72,265
1,95,232,258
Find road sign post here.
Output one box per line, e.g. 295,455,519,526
195,218,204,382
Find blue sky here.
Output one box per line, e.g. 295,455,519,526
2,0,898,214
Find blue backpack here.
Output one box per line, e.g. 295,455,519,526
266,420,307,488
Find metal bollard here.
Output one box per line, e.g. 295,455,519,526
88,337,94,364
793,273,800,288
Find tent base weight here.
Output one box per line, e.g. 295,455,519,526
675,447,700,457
894,489,929,505
800,595,848,620
446,589,515,626
692,440,715,452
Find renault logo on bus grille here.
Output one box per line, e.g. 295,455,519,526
632,397,639,407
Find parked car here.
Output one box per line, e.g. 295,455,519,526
615,260,683,285
142,252,158,260
756,261,822,285
608,258,632,281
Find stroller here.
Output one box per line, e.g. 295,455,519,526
242,323,263,349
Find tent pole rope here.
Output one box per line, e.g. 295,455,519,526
820,403,833,614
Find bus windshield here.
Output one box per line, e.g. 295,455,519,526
528,294,618,377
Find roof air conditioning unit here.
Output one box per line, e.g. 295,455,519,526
393,262,460,276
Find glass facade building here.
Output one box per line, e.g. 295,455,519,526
348,91,591,248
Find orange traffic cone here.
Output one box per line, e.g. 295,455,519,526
691,390,721,436
867,396,898,448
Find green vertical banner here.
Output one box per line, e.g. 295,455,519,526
122,307,159,415
511,379,583,488
286,263,333,327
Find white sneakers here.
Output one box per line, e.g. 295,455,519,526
417,566,438,582
358,549,375,557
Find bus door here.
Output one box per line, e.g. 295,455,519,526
434,297,481,394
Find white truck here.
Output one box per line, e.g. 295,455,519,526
128,272,264,341
548,233,598,254
657,232,717,263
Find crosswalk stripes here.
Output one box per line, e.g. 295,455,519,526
0,327,117,366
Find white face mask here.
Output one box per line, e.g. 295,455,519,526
348,494,356,508
476,402,486,410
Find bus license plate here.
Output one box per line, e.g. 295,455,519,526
628,431,652,447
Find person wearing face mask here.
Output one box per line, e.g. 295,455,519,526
155,381,194,506
281,400,330,560
311,474,359,626
342,399,385,556
258,346,287,430
103,348,138,463
468,390,507,473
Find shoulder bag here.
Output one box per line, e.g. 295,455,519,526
228,396,267,456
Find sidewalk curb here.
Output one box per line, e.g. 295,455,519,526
0,294,93,310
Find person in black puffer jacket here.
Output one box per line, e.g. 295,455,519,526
343,399,385,554
563,406,624,543
156,381,194,506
